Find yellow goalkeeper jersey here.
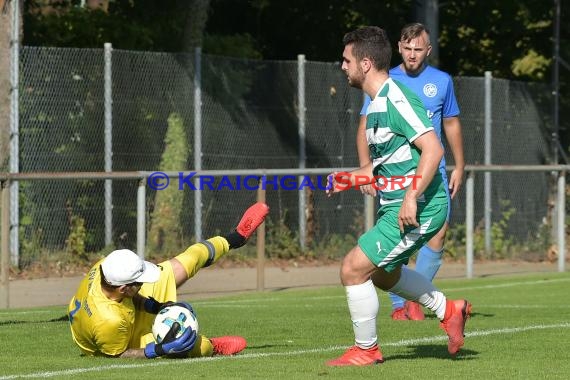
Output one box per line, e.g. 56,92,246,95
68,259,177,356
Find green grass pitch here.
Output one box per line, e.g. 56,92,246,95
1,271,569,379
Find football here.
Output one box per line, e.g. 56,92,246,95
152,305,199,343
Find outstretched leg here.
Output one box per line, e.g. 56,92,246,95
170,202,269,286
186,335,248,358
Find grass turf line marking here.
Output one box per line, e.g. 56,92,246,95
2,278,568,316
443,277,570,292
1,322,569,379
476,304,570,309
123,277,570,309
2,278,568,317
193,277,570,307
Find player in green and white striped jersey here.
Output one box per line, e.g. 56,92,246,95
365,77,448,205
326,26,471,367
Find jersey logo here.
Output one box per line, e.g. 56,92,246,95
423,83,437,98
69,298,81,324
376,241,382,255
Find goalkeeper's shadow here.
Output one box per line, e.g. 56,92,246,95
246,344,292,350
0,314,68,326
384,344,478,361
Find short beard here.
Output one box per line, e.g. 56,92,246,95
348,68,365,89
403,61,424,75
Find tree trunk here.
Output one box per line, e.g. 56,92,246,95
0,0,17,171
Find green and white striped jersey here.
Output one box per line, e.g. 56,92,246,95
365,78,447,205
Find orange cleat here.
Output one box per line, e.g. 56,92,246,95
327,345,384,367
440,299,472,355
210,336,247,355
236,202,269,239
405,301,425,321
391,307,409,320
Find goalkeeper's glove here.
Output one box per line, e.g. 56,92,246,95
171,301,195,315
144,322,197,358
144,298,195,316
143,297,173,314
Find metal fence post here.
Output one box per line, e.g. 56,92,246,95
1,180,10,308
104,43,113,246
9,0,20,265
137,178,146,258
557,171,566,272
297,54,306,250
256,185,266,291
466,172,475,279
365,195,375,231
484,71,492,255
194,47,203,242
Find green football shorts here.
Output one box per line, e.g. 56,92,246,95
358,199,448,273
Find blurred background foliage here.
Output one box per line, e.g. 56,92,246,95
19,0,568,154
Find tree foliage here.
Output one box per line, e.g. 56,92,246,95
207,0,412,61
24,0,188,50
20,0,570,152
438,1,553,80
147,113,189,255
22,1,565,80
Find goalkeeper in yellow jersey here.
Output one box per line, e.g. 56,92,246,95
67,202,269,359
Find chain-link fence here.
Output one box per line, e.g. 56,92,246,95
12,46,556,266
450,77,553,245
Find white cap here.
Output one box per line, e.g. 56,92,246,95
101,249,160,286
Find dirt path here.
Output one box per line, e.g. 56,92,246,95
3,260,562,309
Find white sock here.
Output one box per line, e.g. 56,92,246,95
388,267,447,320
345,279,378,349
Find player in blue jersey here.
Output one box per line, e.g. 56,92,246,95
326,25,470,367
357,23,465,321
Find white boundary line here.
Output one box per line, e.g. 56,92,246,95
442,277,570,292
1,322,569,379
194,277,570,306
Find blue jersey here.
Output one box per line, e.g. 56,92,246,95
360,64,460,169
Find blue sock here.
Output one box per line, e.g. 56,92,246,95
415,245,443,281
389,292,406,310
389,265,406,310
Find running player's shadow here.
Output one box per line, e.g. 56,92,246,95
424,311,492,319
384,344,478,361
246,344,292,350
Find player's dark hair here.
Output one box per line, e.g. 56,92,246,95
400,22,431,45
342,26,392,71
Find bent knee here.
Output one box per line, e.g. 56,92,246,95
339,247,376,285
371,267,401,290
